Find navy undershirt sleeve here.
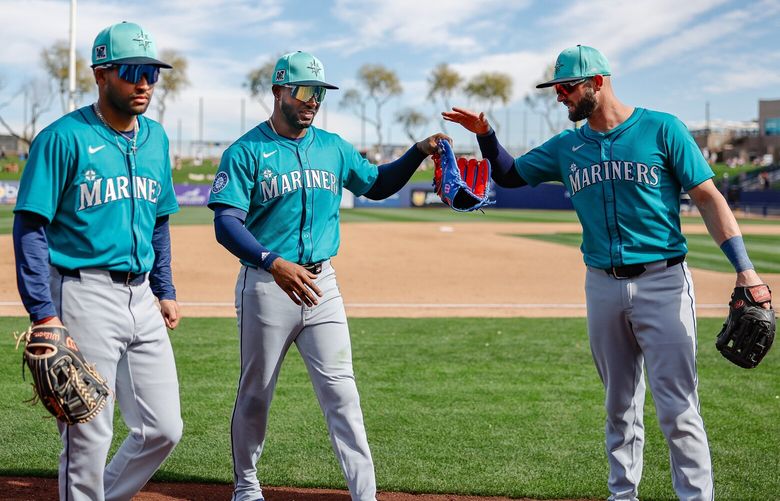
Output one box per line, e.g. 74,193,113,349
476,129,527,188
363,144,427,200
13,211,57,322
149,216,176,300
213,204,280,270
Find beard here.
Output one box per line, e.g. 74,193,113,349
280,99,318,131
105,82,152,117
568,86,597,122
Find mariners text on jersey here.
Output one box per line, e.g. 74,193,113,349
79,175,161,210
260,168,338,202
568,160,660,196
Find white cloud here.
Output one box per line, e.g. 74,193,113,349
331,0,531,53
537,0,730,64
623,3,769,72
702,52,780,93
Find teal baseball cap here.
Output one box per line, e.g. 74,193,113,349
536,45,611,88
272,51,338,89
91,21,171,68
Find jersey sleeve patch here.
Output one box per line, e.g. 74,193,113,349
211,171,229,193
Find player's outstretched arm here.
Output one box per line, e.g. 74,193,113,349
363,132,452,200
442,107,526,188
688,179,766,291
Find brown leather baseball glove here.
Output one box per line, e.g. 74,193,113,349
16,324,111,424
716,284,775,368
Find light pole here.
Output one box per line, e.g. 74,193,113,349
67,0,77,112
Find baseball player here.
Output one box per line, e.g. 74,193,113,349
208,51,449,501
12,22,182,500
444,45,769,501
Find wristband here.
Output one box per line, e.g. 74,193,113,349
720,236,754,272
261,252,281,271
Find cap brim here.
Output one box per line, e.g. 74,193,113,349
536,76,587,89
291,80,339,90
92,56,173,69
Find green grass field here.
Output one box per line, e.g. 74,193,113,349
1,317,778,500
519,233,780,273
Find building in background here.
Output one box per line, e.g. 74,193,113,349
691,99,780,166
0,134,24,156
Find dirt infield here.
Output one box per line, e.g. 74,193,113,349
3,221,778,318
0,476,592,501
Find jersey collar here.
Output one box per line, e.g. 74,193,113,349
259,120,315,149
580,107,644,140
83,104,148,148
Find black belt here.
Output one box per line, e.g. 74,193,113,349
57,267,146,286
604,255,685,279
301,261,324,275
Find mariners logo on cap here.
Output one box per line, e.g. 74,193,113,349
307,59,322,77
133,31,152,49
274,69,286,82
95,45,107,61
211,171,229,193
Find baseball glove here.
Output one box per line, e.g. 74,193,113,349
432,139,493,212
15,324,111,424
716,284,775,368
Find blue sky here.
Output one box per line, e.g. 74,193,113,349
1,0,779,153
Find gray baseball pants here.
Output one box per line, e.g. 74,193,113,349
585,260,713,501
230,261,376,501
50,267,182,501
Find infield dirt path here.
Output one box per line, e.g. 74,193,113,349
1,477,592,501
2,221,780,318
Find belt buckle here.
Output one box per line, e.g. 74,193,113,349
303,262,322,274
610,266,630,280
609,264,645,279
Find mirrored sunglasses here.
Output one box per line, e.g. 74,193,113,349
285,85,326,103
99,64,161,85
554,78,588,95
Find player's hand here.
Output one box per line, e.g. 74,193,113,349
416,133,452,156
441,107,491,135
269,259,323,307
735,270,771,309
159,299,181,329
29,316,64,354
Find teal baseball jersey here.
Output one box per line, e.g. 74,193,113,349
516,108,713,269
15,105,179,273
208,122,378,265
